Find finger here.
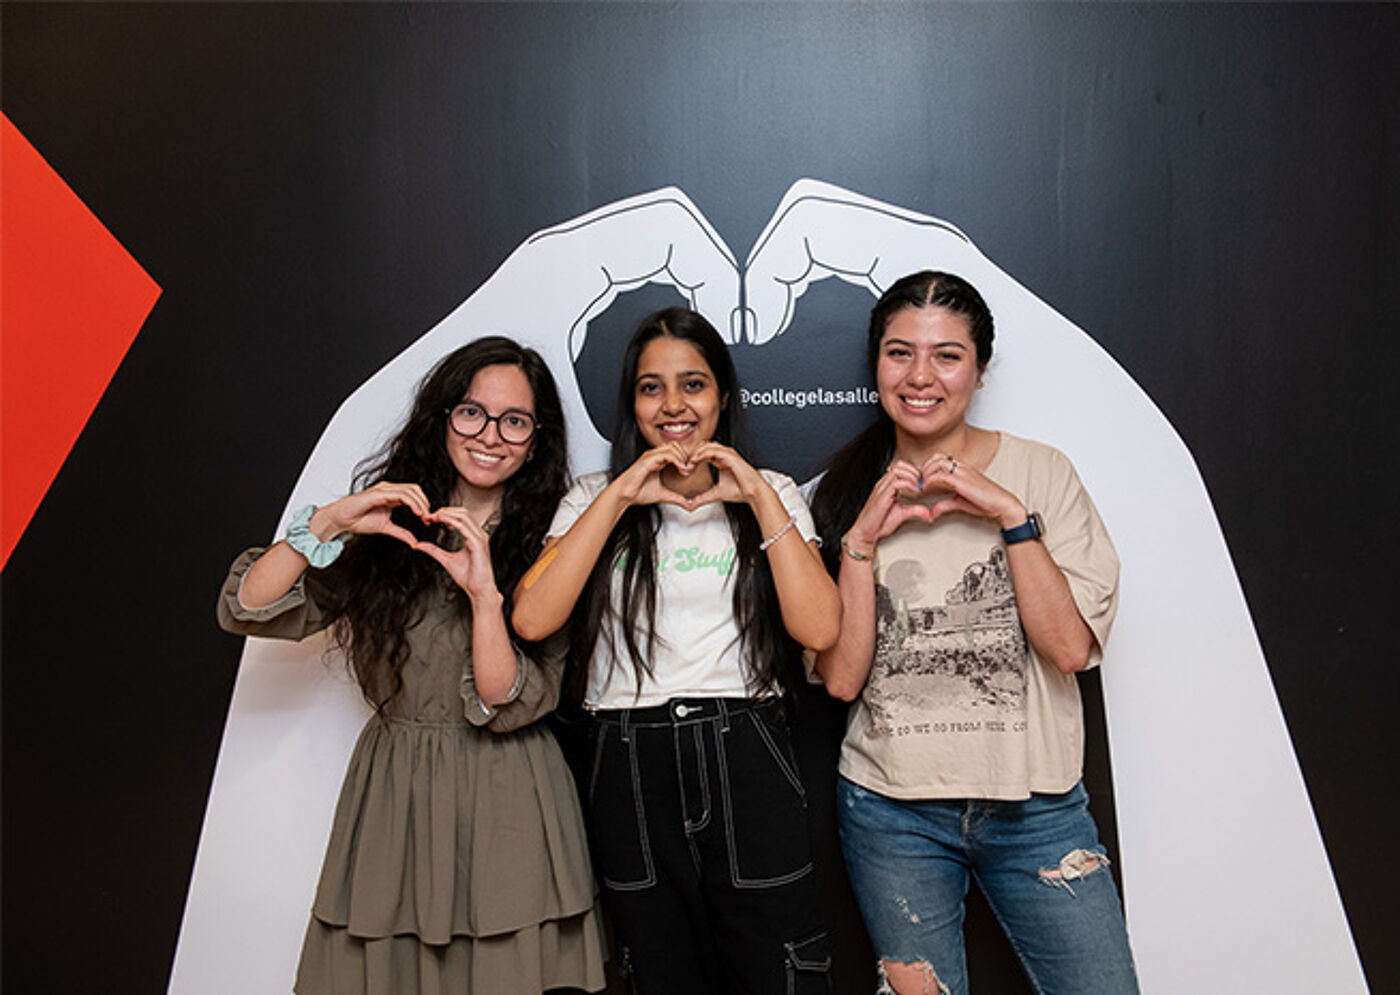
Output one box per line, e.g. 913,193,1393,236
373,482,433,519
402,484,433,519
690,441,739,467
534,187,741,356
918,453,956,479
927,496,979,522
743,179,982,344
662,442,696,472
884,464,922,494
883,501,935,534
427,505,476,531
413,541,457,572
377,522,421,547
648,487,693,508
684,486,722,509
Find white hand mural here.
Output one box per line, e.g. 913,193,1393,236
171,180,1365,994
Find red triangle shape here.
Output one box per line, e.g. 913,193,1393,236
2,113,162,568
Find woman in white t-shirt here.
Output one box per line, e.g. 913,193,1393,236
512,306,841,995
809,272,1139,995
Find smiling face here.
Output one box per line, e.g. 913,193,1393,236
632,336,722,451
876,305,983,448
445,363,535,497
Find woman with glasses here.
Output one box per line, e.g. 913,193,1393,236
217,337,605,995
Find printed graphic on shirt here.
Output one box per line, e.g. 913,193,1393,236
867,545,1028,736
614,543,737,578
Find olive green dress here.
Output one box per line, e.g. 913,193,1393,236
218,548,606,995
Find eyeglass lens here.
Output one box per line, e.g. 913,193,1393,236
450,403,534,444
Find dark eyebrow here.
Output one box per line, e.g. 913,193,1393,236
882,337,968,352
459,396,533,415
635,369,712,381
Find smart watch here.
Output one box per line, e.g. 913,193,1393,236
1000,512,1043,545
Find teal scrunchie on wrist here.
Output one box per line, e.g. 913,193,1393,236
285,504,346,568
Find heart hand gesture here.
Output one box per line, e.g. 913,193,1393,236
680,442,764,509
315,481,433,546
917,453,1026,529
414,506,499,601
615,443,702,509
843,460,936,558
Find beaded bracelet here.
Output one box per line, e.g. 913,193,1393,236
759,514,797,551
285,504,346,568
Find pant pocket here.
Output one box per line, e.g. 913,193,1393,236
785,930,832,995
716,709,814,888
587,722,656,891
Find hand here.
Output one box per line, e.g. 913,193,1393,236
742,179,987,343
917,453,1026,529
316,481,432,547
681,441,765,508
417,188,744,472
843,460,935,557
414,506,499,601
613,444,699,509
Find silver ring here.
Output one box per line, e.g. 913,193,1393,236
948,459,957,473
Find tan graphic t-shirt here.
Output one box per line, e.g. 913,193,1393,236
839,434,1119,800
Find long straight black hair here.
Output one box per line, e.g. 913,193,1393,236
319,336,570,712
569,307,802,697
811,271,995,575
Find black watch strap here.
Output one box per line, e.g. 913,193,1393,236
1000,512,1043,545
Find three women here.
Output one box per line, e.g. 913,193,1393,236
221,272,1136,994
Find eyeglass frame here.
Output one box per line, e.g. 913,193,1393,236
443,401,538,445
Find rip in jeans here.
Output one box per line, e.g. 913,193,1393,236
1037,847,1110,896
876,958,951,995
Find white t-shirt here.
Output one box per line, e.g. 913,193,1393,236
548,470,817,710
839,434,1120,800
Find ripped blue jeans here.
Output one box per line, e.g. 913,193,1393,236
838,778,1139,995
587,698,831,994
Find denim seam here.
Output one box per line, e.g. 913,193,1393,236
601,726,657,892
678,722,712,835
714,719,814,890
748,710,806,798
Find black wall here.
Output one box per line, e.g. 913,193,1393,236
3,3,1396,991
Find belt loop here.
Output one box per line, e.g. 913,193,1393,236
620,709,632,744
717,699,731,733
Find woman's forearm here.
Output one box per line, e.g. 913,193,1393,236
747,483,841,651
511,485,629,641
813,546,878,700
468,587,520,705
1005,541,1095,674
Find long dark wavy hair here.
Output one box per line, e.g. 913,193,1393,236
569,307,802,697
811,271,995,575
317,336,570,712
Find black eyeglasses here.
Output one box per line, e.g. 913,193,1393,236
444,402,537,444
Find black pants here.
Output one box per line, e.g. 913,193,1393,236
586,697,831,994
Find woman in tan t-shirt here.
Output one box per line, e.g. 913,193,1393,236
810,271,1139,995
